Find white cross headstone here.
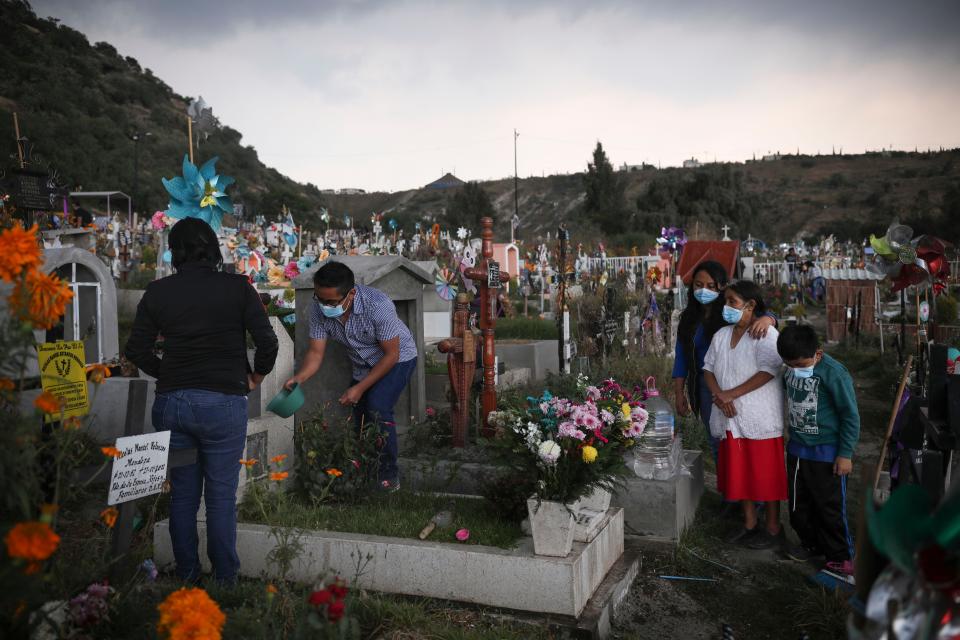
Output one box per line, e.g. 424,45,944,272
722,225,731,241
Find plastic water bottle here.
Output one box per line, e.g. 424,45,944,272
633,376,677,480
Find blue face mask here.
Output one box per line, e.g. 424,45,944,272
791,366,816,379
320,303,345,318
693,288,719,304
722,305,743,324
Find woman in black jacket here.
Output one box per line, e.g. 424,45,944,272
125,218,278,584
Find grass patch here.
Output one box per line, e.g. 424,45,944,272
494,317,559,340
239,489,523,549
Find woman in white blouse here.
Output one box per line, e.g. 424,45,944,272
703,280,787,550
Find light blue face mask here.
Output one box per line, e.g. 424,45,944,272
791,366,816,379
320,303,346,318
722,305,743,324
693,288,720,304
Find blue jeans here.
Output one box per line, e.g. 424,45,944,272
351,358,417,484
153,389,248,583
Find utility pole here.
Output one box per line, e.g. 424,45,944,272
513,128,519,243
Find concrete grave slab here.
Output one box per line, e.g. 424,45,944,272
155,508,625,617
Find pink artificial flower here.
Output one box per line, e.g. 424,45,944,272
631,406,649,429
425,406,437,418
351,459,360,469
284,262,300,279
150,211,167,230
455,528,470,541
600,409,616,425
585,386,601,401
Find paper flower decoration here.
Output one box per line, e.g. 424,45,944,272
435,267,458,301
455,529,470,541
150,211,168,231
456,227,468,240
161,155,234,231
388,218,398,231
657,226,687,254
283,262,300,280
867,221,954,294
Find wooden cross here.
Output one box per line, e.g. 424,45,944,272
463,217,509,437
437,293,475,447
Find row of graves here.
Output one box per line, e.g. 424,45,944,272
6,128,958,636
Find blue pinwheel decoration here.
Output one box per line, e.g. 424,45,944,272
161,155,235,231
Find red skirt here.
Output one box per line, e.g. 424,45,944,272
717,432,787,502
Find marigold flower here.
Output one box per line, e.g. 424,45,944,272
101,446,122,459
239,458,258,467
4,521,61,574
582,445,598,463
266,584,278,595
0,223,42,282
63,416,83,430
0,378,15,392
10,268,74,330
34,391,63,415
270,471,289,482
86,363,112,384
270,454,287,465
156,587,225,640
326,468,343,478
100,507,118,529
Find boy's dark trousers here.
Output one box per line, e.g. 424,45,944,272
787,454,855,562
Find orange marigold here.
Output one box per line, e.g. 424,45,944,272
239,458,258,467
4,521,61,574
10,268,74,330
0,378,15,391
62,416,83,430
270,454,287,465
33,391,63,415
266,584,278,595
326,468,343,478
100,507,118,529
0,223,42,282
157,587,225,640
269,471,289,482
86,363,112,384
101,446,122,459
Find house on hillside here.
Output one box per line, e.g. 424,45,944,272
424,173,465,190
682,158,701,169
338,188,366,195
762,153,781,162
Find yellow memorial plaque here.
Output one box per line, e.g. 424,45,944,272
37,341,90,422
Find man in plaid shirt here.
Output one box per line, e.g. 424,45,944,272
286,261,417,490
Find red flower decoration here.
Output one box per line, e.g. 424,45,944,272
327,599,345,622
309,588,332,606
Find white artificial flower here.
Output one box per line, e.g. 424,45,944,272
457,227,468,240
538,440,562,465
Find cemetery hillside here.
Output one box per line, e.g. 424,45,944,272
2,1,959,639
3,1,960,249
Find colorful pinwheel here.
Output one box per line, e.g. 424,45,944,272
161,155,235,231
435,267,459,301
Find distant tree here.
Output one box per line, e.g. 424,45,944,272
583,142,630,233
443,181,495,231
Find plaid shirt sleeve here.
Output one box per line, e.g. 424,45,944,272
309,301,328,340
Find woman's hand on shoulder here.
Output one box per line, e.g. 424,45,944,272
748,314,776,339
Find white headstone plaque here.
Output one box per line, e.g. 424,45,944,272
107,431,171,506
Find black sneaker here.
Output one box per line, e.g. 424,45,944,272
746,528,783,550
784,544,818,562
724,526,758,544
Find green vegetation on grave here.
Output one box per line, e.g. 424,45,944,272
238,487,523,549
494,316,560,340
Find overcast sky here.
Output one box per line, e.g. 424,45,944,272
33,0,960,192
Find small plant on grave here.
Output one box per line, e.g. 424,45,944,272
486,374,645,504
403,405,453,453
299,576,361,640
292,406,381,503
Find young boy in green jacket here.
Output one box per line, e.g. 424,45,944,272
777,325,860,576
